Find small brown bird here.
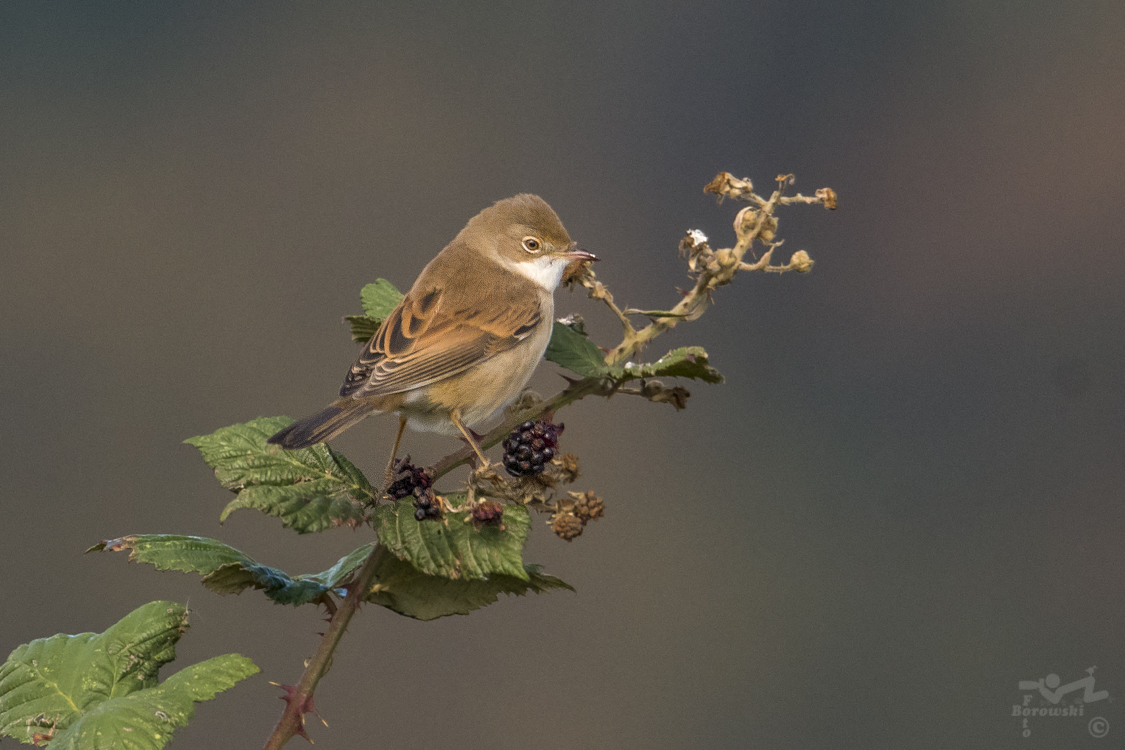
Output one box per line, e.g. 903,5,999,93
267,194,596,473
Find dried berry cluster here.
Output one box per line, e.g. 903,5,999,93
550,491,606,542
502,420,563,477
387,456,440,521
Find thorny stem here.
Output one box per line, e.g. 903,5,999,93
262,546,382,749
590,282,636,337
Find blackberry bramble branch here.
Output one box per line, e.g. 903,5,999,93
41,171,836,750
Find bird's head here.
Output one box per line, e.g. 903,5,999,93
471,193,598,290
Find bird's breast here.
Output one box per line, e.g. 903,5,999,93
398,292,555,434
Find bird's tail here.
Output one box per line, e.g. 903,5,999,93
267,402,376,449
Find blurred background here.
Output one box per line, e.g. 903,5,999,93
2,2,1123,748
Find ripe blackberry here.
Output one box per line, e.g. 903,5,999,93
412,486,442,522
502,420,564,477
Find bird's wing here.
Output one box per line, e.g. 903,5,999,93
340,285,542,398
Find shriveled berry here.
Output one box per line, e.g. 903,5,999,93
572,491,605,522
387,456,432,500
551,511,584,541
471,500,504,526
414,498,442,521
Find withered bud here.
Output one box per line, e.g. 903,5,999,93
552,453,581,484
641,380,690,410
704,172,754,202
680,230,713,273
734,207,757,237
679,229,709,252
815,187,838,210
515,476,554,506
527,467,559,490
562,257,596,287
789,250,814,273
735,207,777,244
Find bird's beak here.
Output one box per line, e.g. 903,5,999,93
561,247,599,262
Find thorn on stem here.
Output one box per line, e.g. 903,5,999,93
274,683,319,744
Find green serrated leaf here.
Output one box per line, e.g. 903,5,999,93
365,547,574,621
0,601,257,748
620,346,724,384
373,497,530,581
545,321,611,378
42,655,258,750
360,279,404,320
89,535,373,607
185,416,374,533
346,315,380,343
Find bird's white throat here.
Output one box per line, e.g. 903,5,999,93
505,255,570,291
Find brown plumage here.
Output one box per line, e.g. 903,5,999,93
268,194,595,453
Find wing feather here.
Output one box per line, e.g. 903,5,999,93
340,279,542,399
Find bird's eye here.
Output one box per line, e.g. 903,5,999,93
522,237,542,253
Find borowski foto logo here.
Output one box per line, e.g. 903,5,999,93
1012,666,1110,739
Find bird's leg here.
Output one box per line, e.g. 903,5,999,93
382,415,409,495
450,409,489,467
